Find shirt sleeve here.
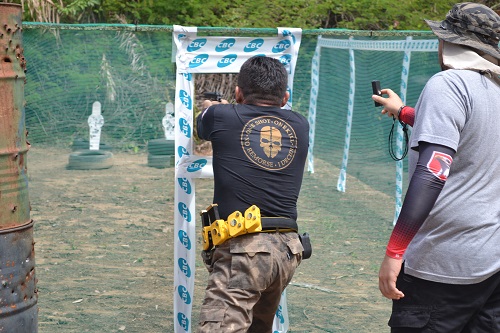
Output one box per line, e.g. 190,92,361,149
386,142,456,258
410,72,467,152
196,107,215,141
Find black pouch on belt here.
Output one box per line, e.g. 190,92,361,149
299,233,312,259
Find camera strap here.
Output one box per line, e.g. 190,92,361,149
388,118,409,161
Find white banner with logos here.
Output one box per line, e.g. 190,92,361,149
172,25,302,333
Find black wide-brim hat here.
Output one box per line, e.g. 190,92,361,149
425,2,500,60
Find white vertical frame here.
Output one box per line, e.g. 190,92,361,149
172,25,302,333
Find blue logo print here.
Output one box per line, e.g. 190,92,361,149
177,312,189,331
187,159,207,172
215,38,235,52
217,54,237,68
178,285,192,305
279,54,292,65
272,40,291,53
189,54,209,68
178,146,190,158
276,305,285,323
178,258,191,278
182,73,192,81
179,118,191,138
187,38,207,52
177,177,192,194
178,230,191,250
281,30,296,44
178,202,192,222
179,90,192,110
244,38,264,52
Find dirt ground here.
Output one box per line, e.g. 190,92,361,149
28,146,394,333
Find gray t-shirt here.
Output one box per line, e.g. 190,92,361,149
405,69,500,284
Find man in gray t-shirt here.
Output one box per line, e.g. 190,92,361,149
372,3,500,332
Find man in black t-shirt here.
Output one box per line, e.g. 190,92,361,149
196,56,309,333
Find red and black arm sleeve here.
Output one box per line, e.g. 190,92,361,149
386,142,456,258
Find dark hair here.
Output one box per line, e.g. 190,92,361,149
237,56,288,106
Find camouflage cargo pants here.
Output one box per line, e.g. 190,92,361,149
197,231,303,333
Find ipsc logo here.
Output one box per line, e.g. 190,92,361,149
178,146,190,158
272,40,291,53
179,90,192,110
189,54,209,68
178,258,192,278
178,230,191,250
427,151,452,181
187,159,207,172
179,118,191,138
244,38,264,52
177,312,189,331
241,116,298,171
216,38,236,52
178,202,192,222
178,285,192,305
177,177,192,194
187,38,207,52
217,54,237,68
279,54,292,65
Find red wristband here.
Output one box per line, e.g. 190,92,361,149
398,106,415,127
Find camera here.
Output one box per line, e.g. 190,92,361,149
372,80,382,107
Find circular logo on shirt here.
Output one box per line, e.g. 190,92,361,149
241,116,297,170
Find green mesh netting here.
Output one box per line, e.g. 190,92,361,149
23,25,176,148
311,35,439,198
19,24,441,332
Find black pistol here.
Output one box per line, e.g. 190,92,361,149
204,92,222,102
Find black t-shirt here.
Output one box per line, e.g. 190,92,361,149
197,103,309,221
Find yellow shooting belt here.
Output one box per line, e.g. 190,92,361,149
201,205,297,250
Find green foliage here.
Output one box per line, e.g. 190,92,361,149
97,0,150,23
55,0,101,22
20,0,494,30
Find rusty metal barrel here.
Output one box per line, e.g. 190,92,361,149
0,3,38,332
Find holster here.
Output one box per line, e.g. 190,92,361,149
199,206,215,270
201,248,215,272
299,232,312,259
